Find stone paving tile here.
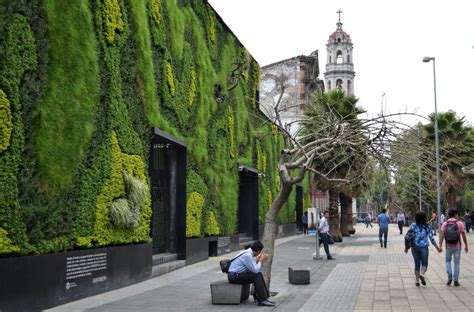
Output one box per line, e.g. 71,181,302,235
48,224,474,312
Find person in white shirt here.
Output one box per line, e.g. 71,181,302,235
318,210,335,260
228,241,275,306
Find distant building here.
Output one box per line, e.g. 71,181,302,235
259,51,323,134
324,10,355,95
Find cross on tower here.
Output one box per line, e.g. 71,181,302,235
337,9,343,22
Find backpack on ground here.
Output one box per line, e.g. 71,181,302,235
445,220,460,244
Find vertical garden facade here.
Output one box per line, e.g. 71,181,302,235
0,0,300,261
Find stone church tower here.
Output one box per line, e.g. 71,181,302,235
324,10,355,95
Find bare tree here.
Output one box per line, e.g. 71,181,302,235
258,73,443,288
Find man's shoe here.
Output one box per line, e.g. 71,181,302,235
384,245,387,248
328,256,335,260
380,243,383,248
419,275,426,286
446,277,453,286
454,281,460,287
258,300,275,307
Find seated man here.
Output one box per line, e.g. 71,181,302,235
227,241,275,307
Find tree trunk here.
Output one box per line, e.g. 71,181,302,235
339,192,350,237
261,183,293,290
328,188,342,242
347,197,356,234
446,187,457,210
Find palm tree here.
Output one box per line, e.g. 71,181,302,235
423,111,474,209
302,89,365,241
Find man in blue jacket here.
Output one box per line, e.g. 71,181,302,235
378,209,390,248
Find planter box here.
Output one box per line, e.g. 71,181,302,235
186,237,209,265
0,243,152,311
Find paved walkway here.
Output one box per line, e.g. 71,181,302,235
47,224,474,312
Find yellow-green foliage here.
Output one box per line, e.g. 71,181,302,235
204,211,220,236
0,228,20,254
256,140,266,172
151,0,161,25
207,8,216,43
187,68,196,107
0,90,12,153
227,107,236,158
186,191,204,238
101,0,124,43
275,167,281,192
267,190,273,210
165,61,176,96
76,132,151,247
305,192,311,209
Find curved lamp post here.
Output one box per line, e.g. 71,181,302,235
422,56,441,231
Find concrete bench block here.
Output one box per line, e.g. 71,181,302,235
288,267,310,285
210,280,250,304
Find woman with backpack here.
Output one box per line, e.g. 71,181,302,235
404,211,441,287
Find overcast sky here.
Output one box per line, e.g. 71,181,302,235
208,0,474,126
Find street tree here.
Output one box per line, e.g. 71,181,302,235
422,111,474,209
257,74,427,288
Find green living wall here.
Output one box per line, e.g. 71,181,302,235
0,0,296,256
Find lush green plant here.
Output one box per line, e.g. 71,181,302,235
0,228,20,255
36,0,99,195
109,199,130,229
0,89,12,153
186,191,204,238
204,210,220,236
0,0,297,257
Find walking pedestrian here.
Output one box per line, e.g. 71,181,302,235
318,210,335,260
470,212,474,234
302,211,308,236
377,209,390,248
440,210,446,225
439,209,469,286
365,213,373,228
463,210,471,233
397,211,406,234
404,211,441,287
430,210,438,236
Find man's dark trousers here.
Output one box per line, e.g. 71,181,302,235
228,272,269,301
320,232,332,258
379,227,388,247
398,221,404,234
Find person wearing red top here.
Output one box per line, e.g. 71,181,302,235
439,209,469,286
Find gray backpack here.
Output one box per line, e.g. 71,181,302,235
445,221,460,244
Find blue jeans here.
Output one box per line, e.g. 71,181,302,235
320,232,332,258
445,247,461,282
411,246,429,275
431,222,438,235
379,227,388,246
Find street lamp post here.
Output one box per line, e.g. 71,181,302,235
422,56,441,231
418,126,422,212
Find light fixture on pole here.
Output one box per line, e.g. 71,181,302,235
422,56,441,231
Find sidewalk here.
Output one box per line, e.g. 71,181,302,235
47,224,474,312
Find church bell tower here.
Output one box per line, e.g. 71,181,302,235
324,10,355,95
